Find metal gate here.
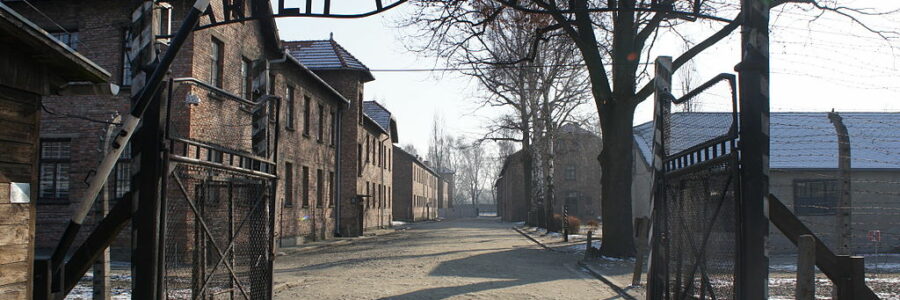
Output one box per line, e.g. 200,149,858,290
648,72,742,299
160,79,279,299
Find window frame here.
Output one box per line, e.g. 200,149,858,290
303,95,311,136
241,57,253,100
793,179,838,216
302,166,310,208
285,86,295,130
38,138,72,204
284,162,294,207
210,37,225,88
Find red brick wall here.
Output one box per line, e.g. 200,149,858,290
270,63,343,244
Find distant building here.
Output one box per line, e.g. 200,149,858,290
496,123,603,224
393,146,440,221
286,40,396,236
633,112,900,253
0,3,111,296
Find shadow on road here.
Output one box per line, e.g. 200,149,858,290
382,247,586,299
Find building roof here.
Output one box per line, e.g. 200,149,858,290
0,3,110,85
362,101,398,142
393,144,440,176
633,112,900,169
283,39,374,82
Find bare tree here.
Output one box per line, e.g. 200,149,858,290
404,0,898,257
402,144,421,158
426,113,454,170
457,139,488,208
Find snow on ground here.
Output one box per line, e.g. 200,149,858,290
567,241,602,253
64,274,132,300
390,221,406,226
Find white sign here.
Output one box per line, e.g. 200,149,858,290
9,182,30,203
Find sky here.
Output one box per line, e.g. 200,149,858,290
274,1,900,154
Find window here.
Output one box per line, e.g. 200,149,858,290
564,165,577,181
302,166,310,207
328,171,335,207
565,191,579,216
285,86,295,130
210,38,224,88
39,139,71,203
284,163,293,207
121,31,133,86
357,144,363,177
303,96,311,136
49,31,79,50
241,58,252,100
317,104,325,142
794,180,838,216
330,110,337,146
365,136,370,163
316,169,324,207
112,143,132,200
358,94,363,124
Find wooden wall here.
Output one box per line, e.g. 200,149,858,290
0,84,39,300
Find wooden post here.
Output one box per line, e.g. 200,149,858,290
737,0,771,297
647,56,672,298
797,234,816,300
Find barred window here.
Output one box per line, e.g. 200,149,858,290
317,103,325,142
241,58,252,100
794,180,837,216
39,139,71,203
112,143,132,200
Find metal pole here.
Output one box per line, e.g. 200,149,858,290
736,0,771,297
93,118,118,300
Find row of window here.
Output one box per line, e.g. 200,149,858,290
413,195,434,207
283,163,334,208
364,181,392,209
284,85,337,145
414,166,437,187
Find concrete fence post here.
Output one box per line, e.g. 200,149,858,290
797,234,816,300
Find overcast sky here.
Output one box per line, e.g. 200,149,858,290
275,2,900,153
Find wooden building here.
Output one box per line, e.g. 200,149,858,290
0,3,110,298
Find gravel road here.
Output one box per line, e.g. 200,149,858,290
273,218,617,299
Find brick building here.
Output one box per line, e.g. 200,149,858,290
633,112,900,254
5,0,352,255
270,50,347,246
285,40,396,236
393,146,439,221
0,3,111,297
496,151,528,222
496,123,603,223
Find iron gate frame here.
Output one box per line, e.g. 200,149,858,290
160,79,280,300
648,72,742,300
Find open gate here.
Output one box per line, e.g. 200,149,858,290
647,66,743,299
161,78,279,299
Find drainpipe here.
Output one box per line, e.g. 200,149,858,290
379,135,390,228
334,108,343,236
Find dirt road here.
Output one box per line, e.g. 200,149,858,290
273,218,617,299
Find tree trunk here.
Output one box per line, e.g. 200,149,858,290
598,102,637,258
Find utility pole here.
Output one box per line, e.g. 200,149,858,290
828,111,852,255
93,115,120,300
736,0,771,297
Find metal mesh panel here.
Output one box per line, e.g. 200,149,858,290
161,83,277,299
664,156,738,299
163,164,272,299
